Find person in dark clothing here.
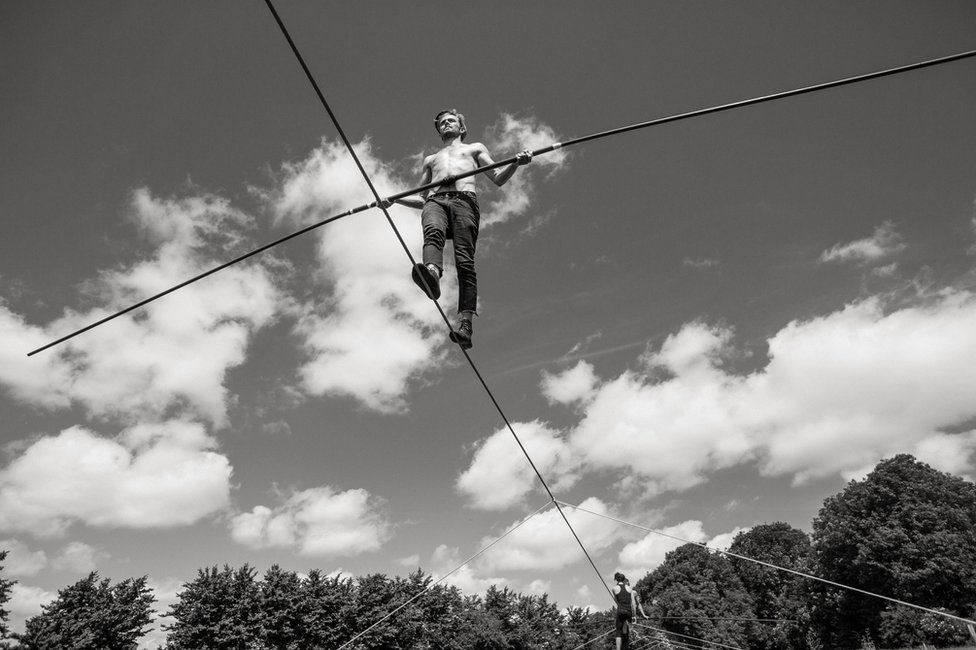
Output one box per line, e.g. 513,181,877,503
613,572,647,650
383,109,531,350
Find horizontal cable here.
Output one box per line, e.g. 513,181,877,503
558,500,976,627
27,47,976,356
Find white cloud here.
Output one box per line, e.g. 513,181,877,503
456,420,580,510
396,554,420,568
707,527,750,552
480,113,570,228
52,541,104,573
541,361,599,405
820,220,906,265
548,290,976,494
683,257,720,271
0,538,47,577
230,485,392,557
141,576,185,650
6,583,56,637
427,544,507,595
476,498,627,572
525,578,551,596
0,189,280,426
269,138,450,413
618,521,708,576
0,421,232,537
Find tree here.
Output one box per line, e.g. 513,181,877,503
810,454,976,647
297,570,356,649
727,523,813,650
164,565,263,649
0,551,15,643
260,565,303,650
17,572,154,650
635,543,755,648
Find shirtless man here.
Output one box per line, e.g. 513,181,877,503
386,109,531,350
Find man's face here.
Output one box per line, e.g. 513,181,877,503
437,113,461,137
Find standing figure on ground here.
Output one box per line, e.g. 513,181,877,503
613,572,648,650
385,109,532,350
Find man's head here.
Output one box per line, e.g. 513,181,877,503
434,109,467,141
614,572,626,584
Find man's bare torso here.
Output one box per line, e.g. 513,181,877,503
423,141,488,194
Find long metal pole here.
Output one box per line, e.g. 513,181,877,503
28,48,976,356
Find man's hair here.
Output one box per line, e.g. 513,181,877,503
614,572,626,583
434,109,467,141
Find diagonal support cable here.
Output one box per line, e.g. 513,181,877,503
261,0,614,604
558,499,976,627
337,500,553,650
26,47,976,355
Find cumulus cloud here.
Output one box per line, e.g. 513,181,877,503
52,541,104,573
541,362,599,405
0,421,232,537
476,498,628,572
820,220,906,265
542,290,976,493
230,485,392,557
6,583,56,637
142,576,185,650
618,521,708,576
480,113,570,228
268,138,449,413
427,544,508,595
0,189,280,426
618,521,747,577
707,527,750,552
683,257,720,271
0,538,47,577
456,420,581,510
462,290,976,503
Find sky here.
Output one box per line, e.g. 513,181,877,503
2,1,976,646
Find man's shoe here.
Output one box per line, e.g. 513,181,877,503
449,319,473,350
411,263,440,300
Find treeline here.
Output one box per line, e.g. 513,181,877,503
1,454,974,649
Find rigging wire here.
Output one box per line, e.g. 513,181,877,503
568,629,615,650
25,47,976,356
336,500,553,650
558,499,976,627
260,0,614,611
634,622,746,650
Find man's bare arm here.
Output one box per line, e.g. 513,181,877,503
474,144,532,187
384,159,432,210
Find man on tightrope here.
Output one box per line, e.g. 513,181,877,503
613,572,648,650
383,109,532,350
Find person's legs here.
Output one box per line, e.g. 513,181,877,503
415,200,448,299
421,200,449,271
448,195,479,349
450,195,479,315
